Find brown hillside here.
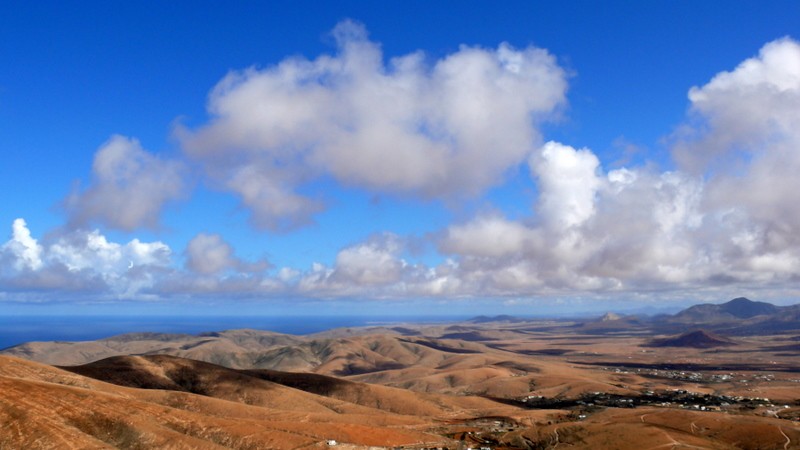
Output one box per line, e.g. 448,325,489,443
64,354,506,417
0,355,456,448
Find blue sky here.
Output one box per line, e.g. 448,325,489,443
2,1,800,316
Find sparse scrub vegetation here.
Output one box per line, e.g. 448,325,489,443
67,414,146,449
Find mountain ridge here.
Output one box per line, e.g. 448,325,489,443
5,297,800,370
669,297,780,323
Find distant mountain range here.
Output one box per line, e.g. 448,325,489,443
666,297,781,323
4,297,800,370
659,297,800,335
467,297,800,333
568,297,800,336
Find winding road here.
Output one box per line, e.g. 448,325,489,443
777,426,791,450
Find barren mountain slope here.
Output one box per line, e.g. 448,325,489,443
1,329,306,367
64,354,510,418
0,355,460,449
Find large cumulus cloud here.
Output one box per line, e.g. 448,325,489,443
263,37,800,301
687,38,800,252
433,37,800,298
179,20,567,230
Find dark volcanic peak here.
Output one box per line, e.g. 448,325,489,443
647,330,737,349
721,297,780,318
670,297,780,324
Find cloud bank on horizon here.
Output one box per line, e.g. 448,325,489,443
3,22,800,305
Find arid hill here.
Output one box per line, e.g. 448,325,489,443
646,330,737,348
0,355,455,449
572,313,645,334
1,328,307,367
63,354,506,417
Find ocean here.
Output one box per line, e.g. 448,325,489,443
0,315,469,350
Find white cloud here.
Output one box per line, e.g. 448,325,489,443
185,232,270,275
441,215,537,258
425,38,800,299
64,135,187,231
180,20,567,230
48,229,171,273
2,219,43,271
530,141,602,229
1,219,172,298
185,233,235,275
297,234,410,295
332,234,405,285
674,37,800,173
677,38,800,253
225,165,323,230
